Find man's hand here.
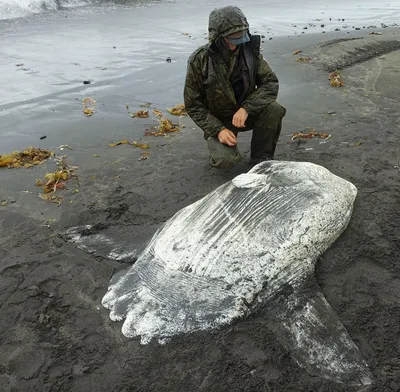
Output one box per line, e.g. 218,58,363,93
218,128,237,146
232,108,248,128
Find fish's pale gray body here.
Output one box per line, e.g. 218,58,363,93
101,161,372,386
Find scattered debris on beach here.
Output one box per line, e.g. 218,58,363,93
296,57,312,63
152,109,163,117
57,145,73,151
140,102,152,108
1,200,8,206
36,156,77,194
126,104,150,118
329,71,345,87
167,103,187,116
39,193,63,206
138,152,150,161
109,140,149,149
369,32,383,35
145,116,180,137
292,131,331,141
82,97,96,116
0,147,53,169
293,50,302,55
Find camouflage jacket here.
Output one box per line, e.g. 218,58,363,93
183,5,279,139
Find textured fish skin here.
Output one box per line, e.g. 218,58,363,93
101,160,372,386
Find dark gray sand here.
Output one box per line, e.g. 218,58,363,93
1,29,400,391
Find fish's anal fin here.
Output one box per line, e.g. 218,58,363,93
263,277,373,386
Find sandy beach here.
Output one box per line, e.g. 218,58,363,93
1,1,400,390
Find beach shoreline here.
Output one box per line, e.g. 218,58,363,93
1,14,400,392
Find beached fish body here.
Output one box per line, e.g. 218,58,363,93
101,160,371,386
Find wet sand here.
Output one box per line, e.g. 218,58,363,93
1,12,400,392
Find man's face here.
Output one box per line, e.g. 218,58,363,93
224,30,250,50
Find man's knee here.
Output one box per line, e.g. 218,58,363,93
207,137,241,168
250,101,286,130
263,101,286,120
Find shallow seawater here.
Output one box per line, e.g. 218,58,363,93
1,0,400,105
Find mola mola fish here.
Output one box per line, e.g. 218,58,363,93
100,160,371,386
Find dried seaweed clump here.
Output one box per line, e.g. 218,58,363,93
36,156,77,194
145,116,180,137
83,97,96,116
0,147,53,169
125,104,150,118
292,131,331,141
167,103,186,116
329,71,344,87
35,156,78,205
296,57,312,63
109,140,149,149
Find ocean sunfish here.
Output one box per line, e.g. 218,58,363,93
101,160,372,386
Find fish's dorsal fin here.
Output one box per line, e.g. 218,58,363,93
260,275,372,386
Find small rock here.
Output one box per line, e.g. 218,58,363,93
113,46,116,49
303,27,308,30
342,19,345,21
329,18,332,21
0,200,8,206
83,80,91,85
328,110,336,115
261,35,265,38
16,63,24,67
38,313,50,324
269,37,273,40
335,28,341,31
28,286,40,297
321,24,325,28
322,31,326,33
355,27,361,30
166,57,172,63
40,135,47,140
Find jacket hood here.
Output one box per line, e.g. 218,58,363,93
208,6,249,43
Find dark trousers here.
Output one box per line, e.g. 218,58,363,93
207,101,286,168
